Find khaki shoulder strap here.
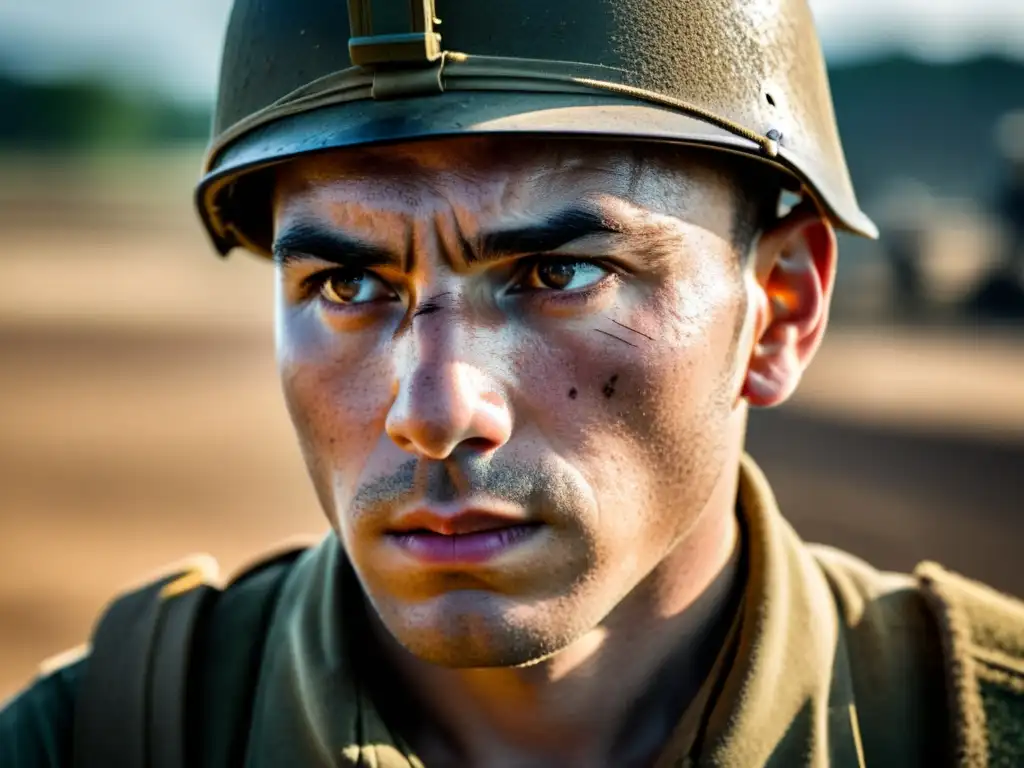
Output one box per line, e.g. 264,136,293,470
73,555,221,768
72,541,314,768
916,561,1024,768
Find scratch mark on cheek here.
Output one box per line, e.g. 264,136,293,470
602,374,619,399
609,318,655,342
594,329,638,348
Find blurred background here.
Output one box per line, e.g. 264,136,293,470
1,0,1023,702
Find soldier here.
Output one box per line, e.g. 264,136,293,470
3,1,1024,766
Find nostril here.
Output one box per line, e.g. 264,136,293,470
462,437,496,453
389,433,414,452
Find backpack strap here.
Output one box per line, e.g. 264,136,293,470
73,542,312,768
149,574,221,768
191,543,313,768
916,561,1024,768
73,555,220,768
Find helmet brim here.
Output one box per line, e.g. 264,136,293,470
197,90,877,256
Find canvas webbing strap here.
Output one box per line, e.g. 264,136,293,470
73,547,311,768
73,566,218,768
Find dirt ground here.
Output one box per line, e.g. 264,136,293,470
1,153,1022,703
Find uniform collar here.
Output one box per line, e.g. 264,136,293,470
695,454,864,768
246,455,864,767
246,532,419,768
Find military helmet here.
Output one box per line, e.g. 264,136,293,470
197,0,878,257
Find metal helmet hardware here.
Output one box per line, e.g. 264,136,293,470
197,0,878,257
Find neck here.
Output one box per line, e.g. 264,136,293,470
368,460,745,768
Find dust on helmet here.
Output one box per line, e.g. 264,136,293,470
197,0,878,257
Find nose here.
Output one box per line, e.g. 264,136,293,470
386,357,513,461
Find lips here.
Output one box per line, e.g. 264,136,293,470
389,508,530,536
386,508,543,564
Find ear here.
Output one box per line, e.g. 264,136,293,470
742,202,837,408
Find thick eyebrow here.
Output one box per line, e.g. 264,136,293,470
273,205,631,269
475,204,628,263
271,222,402,268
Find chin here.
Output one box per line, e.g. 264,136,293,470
378,590,582,669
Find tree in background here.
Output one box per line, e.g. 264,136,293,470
0,74,208,150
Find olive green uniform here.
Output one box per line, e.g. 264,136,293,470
4,456,1023,766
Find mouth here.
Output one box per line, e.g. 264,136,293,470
385,508,545,565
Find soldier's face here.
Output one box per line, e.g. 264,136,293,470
273,138,753,667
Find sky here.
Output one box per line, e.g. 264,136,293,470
0,0,1022,103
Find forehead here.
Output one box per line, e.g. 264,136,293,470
273,137,737,225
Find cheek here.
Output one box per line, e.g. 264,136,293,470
633,267,744,413
524,260,745,542
278,314,395,515
625,264,745,467
536,262,743,436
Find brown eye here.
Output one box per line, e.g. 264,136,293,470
537,261,576,290
522,259,609,292
319,269,395,305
